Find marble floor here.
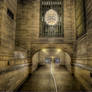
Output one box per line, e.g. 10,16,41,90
18,64,85,92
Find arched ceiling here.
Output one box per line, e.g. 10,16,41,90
30,43,73,56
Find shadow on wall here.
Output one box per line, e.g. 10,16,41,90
31,52,39,73
64,52,72,72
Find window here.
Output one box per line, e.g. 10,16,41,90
40,0,64,38
7,8,14,20
75,0,87,39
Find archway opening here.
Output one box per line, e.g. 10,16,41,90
31,48,72,73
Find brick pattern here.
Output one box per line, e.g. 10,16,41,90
0,0,17,56
0,0,30,91
75,0,86,38
74,0,92,91
64,0,75,41
16,0,75,51
16,0,40,50
0,0,92,91
0,66,29,91
86,0,92,61
0,0,4,49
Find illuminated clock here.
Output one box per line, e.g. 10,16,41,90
45,9,59,26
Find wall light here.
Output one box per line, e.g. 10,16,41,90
51,56,54,59
57,49,62,53
42,49,47,53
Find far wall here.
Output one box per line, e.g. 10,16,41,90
32,50,72,72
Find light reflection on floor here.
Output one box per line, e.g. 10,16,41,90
18,63,85,92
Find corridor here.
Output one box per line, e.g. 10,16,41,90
0,0,92,91
18,63,84,92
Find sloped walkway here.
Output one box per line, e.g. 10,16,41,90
18,64,85,92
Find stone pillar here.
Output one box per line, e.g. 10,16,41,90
64,0,75,42
0,0,17,69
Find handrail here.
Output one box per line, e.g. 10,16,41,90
0,63,31,75
74,63,92,72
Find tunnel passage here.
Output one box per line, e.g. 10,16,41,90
17,48,85,92
30,48,72,73
18,65,85,92
0,0,92,91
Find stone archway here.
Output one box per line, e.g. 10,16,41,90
30,43,73,57
29,43,73,73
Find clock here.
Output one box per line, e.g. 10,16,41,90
45,9,59,26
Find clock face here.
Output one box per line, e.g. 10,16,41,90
45,9,59,26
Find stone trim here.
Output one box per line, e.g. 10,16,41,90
0,63,30,75
74,63,92,71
